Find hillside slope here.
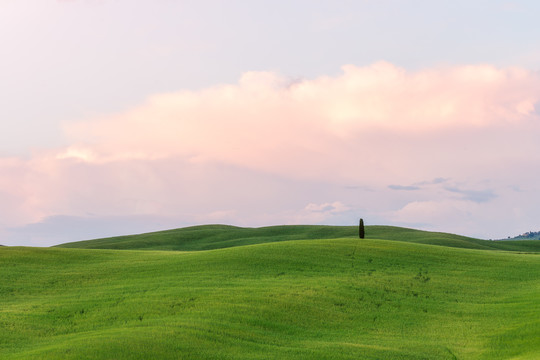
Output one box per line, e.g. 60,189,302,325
2,238,539,359
55,224,540,253
55,224,357,250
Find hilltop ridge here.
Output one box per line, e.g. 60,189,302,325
55,224,540,253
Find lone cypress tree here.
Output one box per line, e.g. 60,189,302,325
359,218,365,239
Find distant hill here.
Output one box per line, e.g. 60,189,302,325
55,224,540,253
508,231,540,240
56,224,355,251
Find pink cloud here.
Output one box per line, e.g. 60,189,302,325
64,62,539,176
2,62,540,244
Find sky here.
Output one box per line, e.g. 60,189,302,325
1,0,540,246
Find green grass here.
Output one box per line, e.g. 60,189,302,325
56,224,540,253
1,226,539,359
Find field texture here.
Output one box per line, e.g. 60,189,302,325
1,226,539,359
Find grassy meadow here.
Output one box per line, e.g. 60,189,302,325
1,225,539,359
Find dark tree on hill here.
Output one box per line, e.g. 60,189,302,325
359,218,365,239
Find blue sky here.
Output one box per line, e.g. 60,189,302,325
1,0,540,245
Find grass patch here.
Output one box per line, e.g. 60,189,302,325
2,236,540,359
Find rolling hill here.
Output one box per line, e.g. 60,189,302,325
0,225,538,359
55,224,540,253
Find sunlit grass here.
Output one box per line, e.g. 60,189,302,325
2,234,539,359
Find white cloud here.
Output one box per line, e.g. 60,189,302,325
305,201,350,213
391,200,477,225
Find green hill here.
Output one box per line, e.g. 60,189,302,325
56,224,540,253
55,224,358,251
1,227,539,359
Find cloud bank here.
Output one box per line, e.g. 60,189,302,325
2,62,540,245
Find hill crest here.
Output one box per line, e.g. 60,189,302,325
54,224,540,253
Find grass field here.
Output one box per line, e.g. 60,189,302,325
1,225,539,359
